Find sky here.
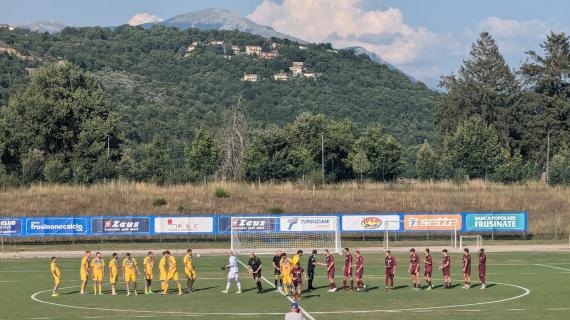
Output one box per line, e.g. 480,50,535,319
2,0,569,87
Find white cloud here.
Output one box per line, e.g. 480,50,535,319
128,13,163,26
248,0,457,86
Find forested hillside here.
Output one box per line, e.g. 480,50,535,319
0,26,568,186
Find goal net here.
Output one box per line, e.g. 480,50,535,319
230,216,341,254
460,235,483,250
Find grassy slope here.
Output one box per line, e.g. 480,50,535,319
1,252,568,319
0,180,568,236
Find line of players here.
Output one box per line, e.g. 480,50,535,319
50,249,198,297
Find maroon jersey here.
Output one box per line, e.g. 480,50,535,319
326,255,334,269
479,254,486,270
463,254,471,270
345,253,353,269
410,255,420,273
292,265,304,283
385,256,396,270
424,255,433,271
356,255,364,270
442,255,451,276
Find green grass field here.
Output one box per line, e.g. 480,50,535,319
1,251,569,320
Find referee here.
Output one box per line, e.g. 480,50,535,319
248,252,263,293
307,249,317,291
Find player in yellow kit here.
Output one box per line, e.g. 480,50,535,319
50,257,61,297
143,251,155,294
162,251,182,295
292,250,303,266
80,251,91,294
280,253,293,295
159,251,168,292
122,253,140,296
109,253,120,295
183,249,197,293
91,252,105,295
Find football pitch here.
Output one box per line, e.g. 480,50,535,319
1,251,569,320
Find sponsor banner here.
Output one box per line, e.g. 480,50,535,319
154,217,213,234
91,217,150,234
465,213,526,231
0,218,22,236
342,215,400,231
218,217,275,233
404,214,462,231
280,216,337,232
25,217,88,235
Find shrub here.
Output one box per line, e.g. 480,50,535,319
268,205,284,214
214,186,230,198
152,197,167,207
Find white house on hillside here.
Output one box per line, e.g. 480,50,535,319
241,73,260,82
273,72,289,81
290,62,305,76
245,45,262,56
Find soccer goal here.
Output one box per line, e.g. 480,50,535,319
460,235,483,250
230,216,341,254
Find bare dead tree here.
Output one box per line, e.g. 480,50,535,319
219,95,248,181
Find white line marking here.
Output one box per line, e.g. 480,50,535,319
547,308,570,311
458,310,481,312
31,285,287,316
309,282,531,314
236,259,317,320
520,273,536,275
535,264,570,272
507,309,525,311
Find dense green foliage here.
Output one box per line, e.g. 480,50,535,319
0,26,568,185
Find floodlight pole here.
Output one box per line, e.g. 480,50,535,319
546,133,550,186
321,133,325,186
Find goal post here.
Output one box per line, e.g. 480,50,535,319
230,216,341,255
460,235,483,250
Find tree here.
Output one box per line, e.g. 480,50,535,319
415,142,439,181
348,148,371,182
0,62,120,182
220,96,248,180
443,116,503,179
492,150,528,183
520,32,570,162
438,32,519,148
185,128,222,182
355,126,403,181
549,146,570,186
140,135,171,184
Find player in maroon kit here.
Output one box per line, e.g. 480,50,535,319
319,249,337,293
439,249,452,288
462,248,472,289
291,263,305,300
384,250,396,290
342,247,354,291
354,250,367,292
423,248,433,290
478,248,487,289
408,248,421,291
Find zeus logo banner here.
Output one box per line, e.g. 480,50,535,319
91,217,150,234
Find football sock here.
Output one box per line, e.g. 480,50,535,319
163,283,169,293
343,280,346,288
93,284,97,293
274,278,278,287
177,283,182,293
237,281,242,291
350,280,354,289
98,284,102,294
226,281,231,291
187,279,191,290
308,279,313,289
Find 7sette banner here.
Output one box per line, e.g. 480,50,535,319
403,214,462,232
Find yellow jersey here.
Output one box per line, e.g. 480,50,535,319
81,256,90,272
292,254,300,266
122,258,137,274
143,256,155,274
280,258,292,276
51,261,61,278
159,257,168,273
183,255,194,272
167,256,177,274
109,259,119,274
91,258,105,274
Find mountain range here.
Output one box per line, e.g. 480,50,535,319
10,8,419,84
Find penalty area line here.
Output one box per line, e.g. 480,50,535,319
237,259,316,320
